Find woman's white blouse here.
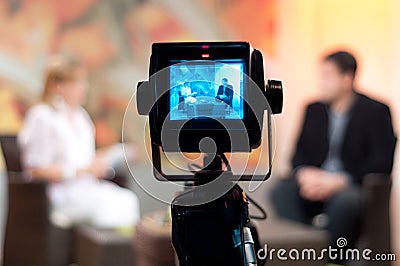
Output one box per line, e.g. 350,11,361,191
18,103,97,205
18,103,95,172
18,102,140,228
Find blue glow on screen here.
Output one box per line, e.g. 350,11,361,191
169,61,244,120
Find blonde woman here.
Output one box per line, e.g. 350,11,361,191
18,56,140,228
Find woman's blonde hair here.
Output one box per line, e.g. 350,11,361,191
42,55,83,103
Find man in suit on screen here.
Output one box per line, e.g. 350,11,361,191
216,78,233,107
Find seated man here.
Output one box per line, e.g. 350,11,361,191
216,78,233,107
271,51,396,263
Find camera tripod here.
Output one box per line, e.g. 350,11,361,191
171,154,267,266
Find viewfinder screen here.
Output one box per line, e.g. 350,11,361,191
169,61,245,121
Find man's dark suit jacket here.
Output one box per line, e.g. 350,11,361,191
292,92,396,185
217,85,233,98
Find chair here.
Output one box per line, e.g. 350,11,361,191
133,211,175,266
271,173,393,266
0,135,73,266
75,224,136,266
360,173,392,266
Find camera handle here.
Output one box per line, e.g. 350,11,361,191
171,154,266,266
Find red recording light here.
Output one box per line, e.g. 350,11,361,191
202,45,209,49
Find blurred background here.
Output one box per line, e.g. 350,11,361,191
0,0,399,265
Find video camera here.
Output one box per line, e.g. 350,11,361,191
137,41,282,266
137,42,282,182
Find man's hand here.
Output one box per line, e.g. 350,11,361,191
296,167,349,202
218,94,227,99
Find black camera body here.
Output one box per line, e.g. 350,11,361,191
137,42,282,155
